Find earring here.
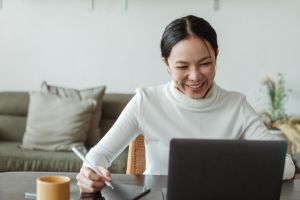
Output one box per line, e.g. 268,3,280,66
167,67,170,73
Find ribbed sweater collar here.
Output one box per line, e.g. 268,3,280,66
167,81,219,110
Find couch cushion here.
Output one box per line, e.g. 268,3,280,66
102,93,133,120
21,92,96,152
0,115,27,141
0,142,128,173
0,142,82,172
41,82,106,148
108,147,129,173
0,92,29,115
0,92,28,142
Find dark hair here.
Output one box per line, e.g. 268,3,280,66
160,15,218,61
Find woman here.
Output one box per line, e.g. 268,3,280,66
76,15,295,192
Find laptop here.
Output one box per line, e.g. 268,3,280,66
163,139,287,200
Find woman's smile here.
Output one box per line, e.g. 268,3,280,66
184,82,205,89
166,36,216,99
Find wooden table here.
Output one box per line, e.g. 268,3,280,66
0,171,299,200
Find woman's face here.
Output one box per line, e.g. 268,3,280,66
166,36,217,99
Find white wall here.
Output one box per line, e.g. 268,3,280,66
0,0,299,115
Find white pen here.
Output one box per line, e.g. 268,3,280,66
25,192,36,199
71,146,114,190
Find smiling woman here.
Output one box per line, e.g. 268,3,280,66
75,15,296,193
161,16,218,99
164,37,216,99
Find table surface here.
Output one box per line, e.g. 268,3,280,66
0,171,299,200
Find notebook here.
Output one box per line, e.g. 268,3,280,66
101,183,150,200
163,139,287,200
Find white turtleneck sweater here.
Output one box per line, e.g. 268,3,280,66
86,82,295,179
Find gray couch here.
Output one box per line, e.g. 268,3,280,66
0,92,133,173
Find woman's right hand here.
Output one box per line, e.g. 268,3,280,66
76,166,112,193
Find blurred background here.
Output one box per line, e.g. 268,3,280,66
0,0,299,114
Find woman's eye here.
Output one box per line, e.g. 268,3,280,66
176,66,188,69
200,62,212,66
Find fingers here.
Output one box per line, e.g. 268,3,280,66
76,166,111,193
81,166,100,181
97,166,112,181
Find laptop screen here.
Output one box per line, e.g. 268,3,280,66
166,139,287,200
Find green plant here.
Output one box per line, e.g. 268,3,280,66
260,73,290,128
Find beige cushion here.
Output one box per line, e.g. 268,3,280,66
21,92,97,152
40,81,106,148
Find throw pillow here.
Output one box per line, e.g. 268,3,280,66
40,81,106,148
21,92,97,152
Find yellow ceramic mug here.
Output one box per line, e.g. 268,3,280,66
36,176,70,200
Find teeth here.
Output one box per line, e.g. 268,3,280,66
186,82,203,89
190,85,200,88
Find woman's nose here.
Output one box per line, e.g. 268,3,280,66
188,68,201,81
